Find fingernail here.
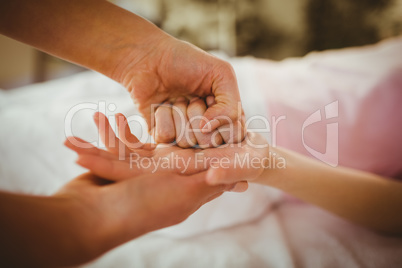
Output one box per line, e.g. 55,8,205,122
206,96,215,107
201,119,220,134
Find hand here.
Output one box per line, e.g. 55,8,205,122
0,0,245,143
66,112,270,190
66,112,248,192
55,171,232,265
152,96,258,186
153,96,245,148
0,170,231,267
116,36,246,143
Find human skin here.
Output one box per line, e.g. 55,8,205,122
0,171,234,267
72,108,402,237
66,111,250,192
0,0,245,144
157,98,402,236
0,1,248,265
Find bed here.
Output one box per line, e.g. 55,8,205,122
1,37,402,267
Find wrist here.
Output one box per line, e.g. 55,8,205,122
45,195,105,266
0,192,103,267
43,192,121,266
255,146,291,187
106,18,172,85
54,194,130,264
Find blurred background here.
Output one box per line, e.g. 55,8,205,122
0,0,401,89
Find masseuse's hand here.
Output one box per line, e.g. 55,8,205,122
118,36,246,144
0,170,231,267
53,171,231,266
0,0,245,144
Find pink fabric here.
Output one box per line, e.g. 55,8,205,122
253,37,402,178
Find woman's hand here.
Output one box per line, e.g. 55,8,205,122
0,171,233,267
56,171,234,251
65,112,271,192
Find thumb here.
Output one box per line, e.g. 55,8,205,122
200,62,242,133
201,102,242,134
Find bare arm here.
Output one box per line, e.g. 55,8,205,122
256,146,402,236
71,100,402,236
0,172,231,267
0,189,97,267
143,96,402,236
0,0,164,80
67,106,402,236
0,0,245,137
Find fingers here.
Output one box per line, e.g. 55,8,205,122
93,112,130,156
218,120,246,144
204,96,246,144
200,61,242,133
187,98,223,148
115,113,156,152
154,97,224,148
115,113,140,146
172,97,197,148
64,137,117,161
205,95,215,107
205,156,262,185
76,154,137,181
230,181,249,193
65,137,136,181
154,102,176,144
185,171,237,202
66,137,156,181
153,95,245,148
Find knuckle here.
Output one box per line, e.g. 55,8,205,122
217,60,236,77
187,99,206,115
173,101,187,111
155,128,175,143
176,139,192,149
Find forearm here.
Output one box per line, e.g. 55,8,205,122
0,0,167,81
257,147,402,235
0,191,114,267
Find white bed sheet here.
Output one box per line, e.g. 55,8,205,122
1,37,402,267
